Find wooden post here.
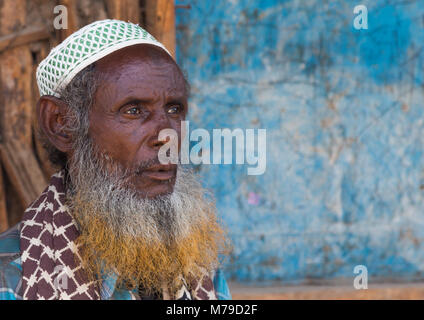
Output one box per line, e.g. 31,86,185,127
106,0,140,24
0,27,50,53
0,0,47,219
56,0,79,42
145,0,176,58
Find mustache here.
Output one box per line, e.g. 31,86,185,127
132,158,162,175
131,156,179,176
95,156,162,183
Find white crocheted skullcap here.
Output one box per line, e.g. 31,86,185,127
36,19,171,97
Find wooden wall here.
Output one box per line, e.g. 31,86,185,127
0,0,176,232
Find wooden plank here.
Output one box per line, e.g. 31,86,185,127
0,0,48,213
0,48,49,205
144,0,176,58
0,164,8,233
106,0,140,23
0,2,30,143
0,27,50,53
0,141,47,208
0,0,26,36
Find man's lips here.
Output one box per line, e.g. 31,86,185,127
140,164,176,181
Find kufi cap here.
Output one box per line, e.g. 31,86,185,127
36,19,170,97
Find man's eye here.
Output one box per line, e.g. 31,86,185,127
124,106,141,115
167,105,182,114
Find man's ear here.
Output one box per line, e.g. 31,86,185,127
37,95,73,153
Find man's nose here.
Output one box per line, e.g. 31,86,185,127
147,110,172,150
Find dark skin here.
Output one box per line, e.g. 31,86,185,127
37,44,188,198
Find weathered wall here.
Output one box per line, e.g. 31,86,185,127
175,0,424,283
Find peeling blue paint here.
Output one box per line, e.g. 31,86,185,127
176,0,424,283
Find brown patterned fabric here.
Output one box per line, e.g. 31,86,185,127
20,171,100,300
20,170,217,300
190,274,217,300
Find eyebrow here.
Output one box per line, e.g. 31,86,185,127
112,94,187,111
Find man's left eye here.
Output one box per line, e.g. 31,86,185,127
167,105,182,114
125,107,141,115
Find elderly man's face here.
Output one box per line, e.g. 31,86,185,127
88,44,187,198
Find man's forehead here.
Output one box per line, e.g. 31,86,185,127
98,75,187,104
96,44,175,71
98,48,184,83
94,46,187,104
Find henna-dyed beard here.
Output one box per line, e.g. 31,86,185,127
65,138,229,295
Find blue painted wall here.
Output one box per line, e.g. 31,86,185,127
175,0,424,283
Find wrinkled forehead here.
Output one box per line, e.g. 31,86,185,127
94,44,188,103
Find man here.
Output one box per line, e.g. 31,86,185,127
0,19,231,300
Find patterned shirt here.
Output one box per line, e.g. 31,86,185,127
0,223,231,300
